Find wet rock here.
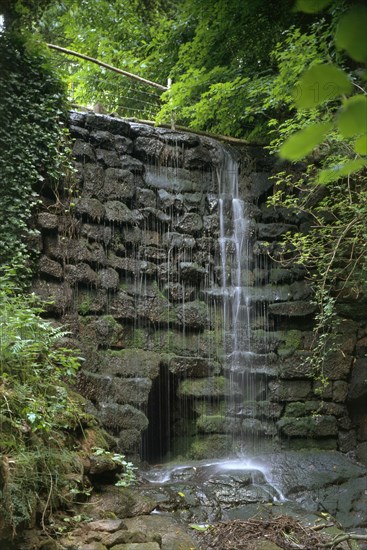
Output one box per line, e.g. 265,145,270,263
109,291,136,320
39,255,63,279
136,188,157,209
115,134,133,154
178,376,242,399
162,232,195,249
73,139,96,162
69,110,86,126
82,223,112,245
30,280,72,314
97,349,161,379
117,428,142,453
123,227,142,245
98,268,120,291
75,197,106,221
81,163,105,197
79,371,152,405
102,169,136,201
108,254,157,277
179,262,207,282
163,282,195,303
87,519,127,533
123,515,197,550
176,300,209,330
175,213,203,235
269,301,317,317
90,130,115,150
97,403,148,432
257,223,297,239
65,262,99,286
168,356,219,377
269,380,312,401
348,358,367,401
77,289,108,315
277,415,338,438
105,201,137,224
142,207,171,224
85,113,131,135
203,214,219,233
38,212,59,230
119,155,145,175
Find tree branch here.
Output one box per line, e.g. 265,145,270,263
47,43,168,91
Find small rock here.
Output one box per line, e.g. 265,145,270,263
109,544,160,550
87,519,127,533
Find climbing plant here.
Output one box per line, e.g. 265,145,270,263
264,1,367,389
0,30,72,286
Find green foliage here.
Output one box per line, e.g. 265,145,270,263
0,268,92,533
91,448,137,487
0,31,71,285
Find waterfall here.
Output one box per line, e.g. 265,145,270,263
217,150,271,454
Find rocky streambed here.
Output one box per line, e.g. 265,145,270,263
16,450,367,550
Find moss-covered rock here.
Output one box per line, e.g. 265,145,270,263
189,434,234,459
178,376,241,399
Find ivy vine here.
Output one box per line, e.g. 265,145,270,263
0,31,72,286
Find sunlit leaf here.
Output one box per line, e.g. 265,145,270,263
294,64,352,109
189,524,212,531
318,159,367,184
337,96,367,138
294,0,332,13
354,135,367,156
178,492,185,498
335,6,367,62
279,122,332,160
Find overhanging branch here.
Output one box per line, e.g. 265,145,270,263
46,43,168,91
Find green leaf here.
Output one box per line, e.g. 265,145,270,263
354,135,367,156
294,0,332,13
189,524,212,532
337,96,367,138
279,122,332,160
294,64,352,109
318,159,367,184
335,6,367,62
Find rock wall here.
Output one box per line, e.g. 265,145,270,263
31,111,367,463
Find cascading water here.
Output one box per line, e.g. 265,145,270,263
217,149,271,454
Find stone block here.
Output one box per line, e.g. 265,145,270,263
277,415,338,438
104,201,137,224
168,356,219,377
269,301,317,317
257,223,297,239
98,349,161,379
89,130,115,150
97,403,148,431
114,134,133,154
79,371,152,405
81,223,112,245
82,163,105,197
30,280,72,314
39,255,63,279
65,263,99,286
162,232,195,249
98,268,120,291
102,168,135,201
163,282,195,303
73,139,96,162
333,380,349,403
109,291,136,320
117,429,142,453
176,300,209,330
136,188,157,209
178,376,242,399
348,358,367,401
269,380,312,402
85,113,131,135
179,262,207,282
38,212,59,230
75,197,105,221
174,212,203,235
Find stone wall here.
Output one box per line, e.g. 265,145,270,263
31,111,367,463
